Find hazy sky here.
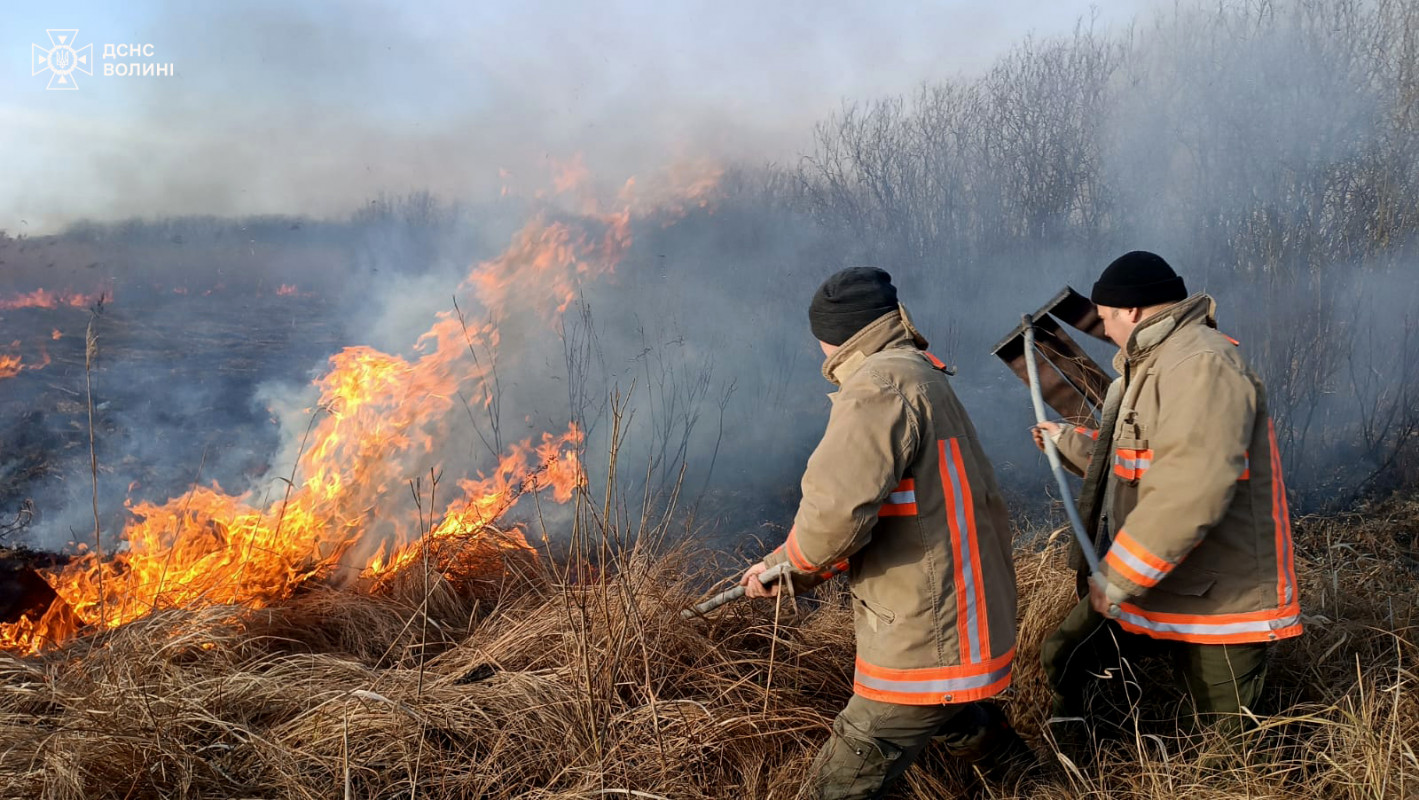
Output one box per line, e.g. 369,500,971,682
1,1,1154,233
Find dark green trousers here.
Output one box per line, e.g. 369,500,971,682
1041,596,1269,734
809,696,1004,799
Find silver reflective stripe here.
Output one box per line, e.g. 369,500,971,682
854,662,1012,696
1117,609,1301,637
887,489,916,505
1111,545,1168,584
1114,455,1152,470
942,440,982,664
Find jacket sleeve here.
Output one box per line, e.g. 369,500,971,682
1100,352,1255,598
1053,425,1098,477
762,371,917,574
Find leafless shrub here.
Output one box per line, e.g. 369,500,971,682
793,0,1419,508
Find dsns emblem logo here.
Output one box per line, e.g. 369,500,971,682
32,29,93,90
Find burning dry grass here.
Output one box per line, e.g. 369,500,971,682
0,496,1416,799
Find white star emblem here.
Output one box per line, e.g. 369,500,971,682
32,29,93,91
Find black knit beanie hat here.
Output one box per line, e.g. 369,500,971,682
1091,251,1187,308
809,267,899,346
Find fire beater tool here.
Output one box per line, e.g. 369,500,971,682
1013,304,1119,617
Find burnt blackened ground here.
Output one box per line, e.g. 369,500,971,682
0,287,346,551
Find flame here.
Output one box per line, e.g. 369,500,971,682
0,601,81,653
551,154,592,196
0,289,105,310
276,284,299,296
51,329,62,341
0,342,50,380
618,158,725,221
364,426,584,579
0,161,721,655
465,210,631,317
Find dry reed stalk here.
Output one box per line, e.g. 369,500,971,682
83,313,103,630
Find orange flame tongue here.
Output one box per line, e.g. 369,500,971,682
365,426,584,580
0,289,106,310
0,342,51,380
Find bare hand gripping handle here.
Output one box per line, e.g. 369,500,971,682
682,558,852,620
678,561,794,618
680,562,791,619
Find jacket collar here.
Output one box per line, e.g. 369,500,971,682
1113,293,1217,373
822,304,931,386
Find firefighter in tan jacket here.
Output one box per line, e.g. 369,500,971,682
1032,251,1301,733
740,268,1026,800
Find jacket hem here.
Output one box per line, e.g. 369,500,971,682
1114,602,1304,645
852,672,1012,705
851,648,1015,704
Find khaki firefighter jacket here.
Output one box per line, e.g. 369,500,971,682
1054,294,1302,645
761,308,1017,705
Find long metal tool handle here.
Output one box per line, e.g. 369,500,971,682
1022,314,1101,575
681,562,791,619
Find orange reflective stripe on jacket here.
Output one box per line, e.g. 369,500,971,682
941,438,991,665
878,477,918,517
1269,421,1299,608
783,526,815,572
1074,426,1099,440
1113,447,1153,480
1103,528,1175,589
853,647,1014,704
770,541,844,582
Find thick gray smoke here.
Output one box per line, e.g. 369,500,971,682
4,1,1145,233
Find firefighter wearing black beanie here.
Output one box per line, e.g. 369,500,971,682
1036,248,1301,745
738,264,1030,796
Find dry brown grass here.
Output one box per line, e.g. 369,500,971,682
1,496,1416,799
